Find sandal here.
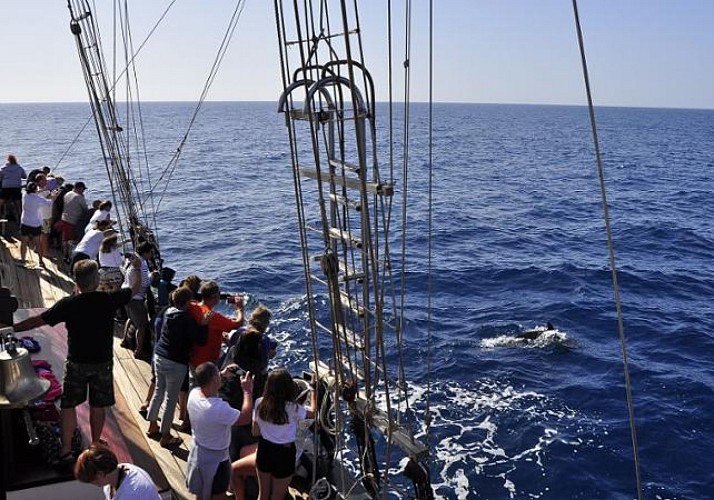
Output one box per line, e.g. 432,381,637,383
160,436,183,448
146,430,161,441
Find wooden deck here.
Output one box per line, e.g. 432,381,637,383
0,233,192,499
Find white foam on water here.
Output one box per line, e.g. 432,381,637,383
268,304,602,497
480,327,569,349
415,379,600,498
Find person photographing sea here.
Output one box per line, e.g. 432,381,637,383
186,362,254,500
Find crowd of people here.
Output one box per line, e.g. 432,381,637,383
1,153,124,270
7,154,316,500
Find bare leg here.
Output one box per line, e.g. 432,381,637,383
269,476,292,500
40,229,49,259
147,419,160,435
35,235,46,267
143,379,155,411
11,200,21,222
89,406,106,444
256,470,272,500
134,327,146,356
120,319,135,348
178,390,188,420
230,444,257,500
60,407,77,456
19,235,28,263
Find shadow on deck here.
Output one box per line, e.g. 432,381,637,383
0,234,190,499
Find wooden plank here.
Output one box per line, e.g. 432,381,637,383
111,364,180,496
112,337,193,499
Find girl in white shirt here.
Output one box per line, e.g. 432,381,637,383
19,182,54,268
98,233,125,291
252,368,316,500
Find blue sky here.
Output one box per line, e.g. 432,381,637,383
2,1,712,109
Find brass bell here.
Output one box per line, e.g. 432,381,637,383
0,327,50,408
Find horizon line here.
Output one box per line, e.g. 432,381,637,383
0,99,711,112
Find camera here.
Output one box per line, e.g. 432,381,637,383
220,292,246,305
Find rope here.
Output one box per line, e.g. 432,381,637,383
152,0,247,212
425,0,434,450
571,2,643,499
56,0,178,175
395,0,414,428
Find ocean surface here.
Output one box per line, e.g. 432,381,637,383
1,101,713,499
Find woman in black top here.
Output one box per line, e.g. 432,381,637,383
146,286,208,447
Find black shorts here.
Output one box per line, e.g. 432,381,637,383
20,224,41,237
0,187,21,201
211,459,230,495
256,436,296,479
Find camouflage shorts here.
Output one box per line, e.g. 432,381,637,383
61,360,115,408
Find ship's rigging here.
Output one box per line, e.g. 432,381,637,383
65,0,437,497
273,0,434,497
61,0,644,499
65,0,248,258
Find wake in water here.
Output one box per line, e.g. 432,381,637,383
480,324,572,350
413,379,604,499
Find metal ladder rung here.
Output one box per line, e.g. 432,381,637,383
289,108,332,123
338,261,364,282
328,193,361,211
339,291,367,317
354,398,429,460
328,158,360,174
310,362,429,461
328,228,362,249
341,358,364,381
309,262,364,283
337,324,364,350
299,166,392,196
315,320,365,350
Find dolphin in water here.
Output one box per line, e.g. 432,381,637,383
516,322,555,340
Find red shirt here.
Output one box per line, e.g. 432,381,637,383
187,301,242,367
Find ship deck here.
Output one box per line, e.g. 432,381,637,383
0,231,193,499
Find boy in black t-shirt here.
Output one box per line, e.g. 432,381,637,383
13,257,142,466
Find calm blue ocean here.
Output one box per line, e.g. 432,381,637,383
1,101,713,499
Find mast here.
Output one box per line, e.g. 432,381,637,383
66,0,158,255
274,1,433,497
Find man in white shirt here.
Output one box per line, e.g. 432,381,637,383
186,362,253,500
85,199,112,233
71,219,114,267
